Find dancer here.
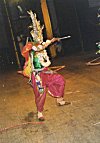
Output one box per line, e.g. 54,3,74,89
20,10,70,121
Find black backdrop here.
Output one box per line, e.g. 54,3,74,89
53,0,100,54
53,0,82,54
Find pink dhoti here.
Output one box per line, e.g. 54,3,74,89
31,71,65,112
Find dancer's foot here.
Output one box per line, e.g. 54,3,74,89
38,112,45,121
57,97,70,106
17,70,23,74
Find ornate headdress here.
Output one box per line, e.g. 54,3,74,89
27,10,44,43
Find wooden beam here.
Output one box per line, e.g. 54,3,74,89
41,0,56,57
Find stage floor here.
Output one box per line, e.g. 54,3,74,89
0,52,100,143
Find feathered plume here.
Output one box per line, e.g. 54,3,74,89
27,10,44,43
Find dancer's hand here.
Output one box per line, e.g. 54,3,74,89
51,37,60,43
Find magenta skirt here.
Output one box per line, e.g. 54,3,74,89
31,70,65,112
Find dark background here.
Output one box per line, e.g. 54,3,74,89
0,0,100,68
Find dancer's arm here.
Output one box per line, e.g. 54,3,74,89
36,38,60,52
